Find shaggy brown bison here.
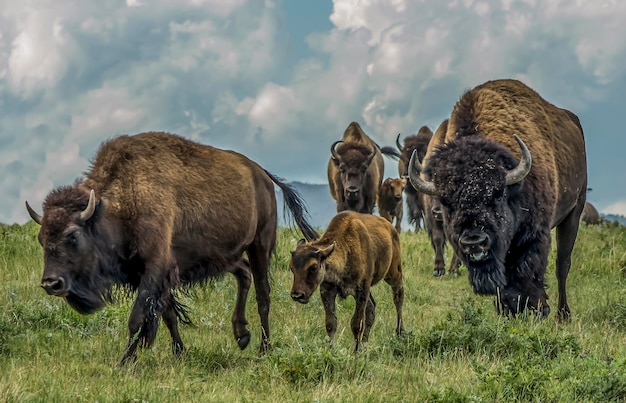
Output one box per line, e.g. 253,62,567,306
25,132,319,365
580,201,602,225
421,119,462,277
396,126,433,230
289,211,404,352
378,177,406,233
328,121,399,214
409,79,587,319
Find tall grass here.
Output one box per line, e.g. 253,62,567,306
1,221,625,402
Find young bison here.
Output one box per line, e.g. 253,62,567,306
378,177,406,233
289,211,404,352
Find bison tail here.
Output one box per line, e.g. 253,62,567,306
264,170,320,241
379,145,401,160
172,292,193,326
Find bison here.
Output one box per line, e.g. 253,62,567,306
421,119,462,277
409,79,587,319
378,177,406,233
328,121,399,214
289,211,404,352
396,126,433,230
580,201,602,225
25,131,319,365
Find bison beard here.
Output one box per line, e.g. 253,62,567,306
424,136,550,316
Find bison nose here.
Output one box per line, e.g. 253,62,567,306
346,187,360,198
431,206,443,221
41,277,68,296
460,233,491,261
394,194,402,200
291,291,308,304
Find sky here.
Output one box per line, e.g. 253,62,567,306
2,0,626,225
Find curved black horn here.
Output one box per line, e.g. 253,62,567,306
330,140,343,161
408,149,437,195
505,135,532,185
395,133,402,151
78,189,97,222
25,201,43,225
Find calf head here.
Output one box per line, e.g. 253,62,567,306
409,135,531,295
26,187,118,314
289,239,336,304
331,141,376,210
380,177,406,203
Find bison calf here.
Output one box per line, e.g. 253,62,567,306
289,211,404,352
378,177,406,233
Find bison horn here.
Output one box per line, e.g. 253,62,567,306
330,140,343,161
78,189,97,222
395,133,402,152
505,135,532,186
25,201,43,225
408,149,437,196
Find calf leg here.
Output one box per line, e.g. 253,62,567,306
351,286,370,352
320,283,338,346
229,260,252,350
385,263,405,336
362,293,376,343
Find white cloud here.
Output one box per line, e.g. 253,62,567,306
603,201,626,217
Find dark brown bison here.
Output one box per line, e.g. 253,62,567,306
328,121,399,214
409,79,587,319
25,132,319,365
580,201,602,225
289,211,404,352
378,177,406,233
396,126,433,230
421,119,462,277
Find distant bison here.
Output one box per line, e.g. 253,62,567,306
289,211,404,352
396,126,433,230
378,177,406,233
580,202,602,225
25,132,319,365
409,79,587,319
328,121,399,214
421,119,461,277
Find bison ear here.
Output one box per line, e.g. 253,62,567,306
318,242,336,260
296,238,306,248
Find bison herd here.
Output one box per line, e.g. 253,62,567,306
25,79,591,363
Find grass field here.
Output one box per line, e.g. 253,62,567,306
1,220,626,402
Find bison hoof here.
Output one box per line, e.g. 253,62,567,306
236,333,251,350
433,269,445,277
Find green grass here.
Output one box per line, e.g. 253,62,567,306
1,221,626,402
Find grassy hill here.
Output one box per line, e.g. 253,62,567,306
1,220,626,401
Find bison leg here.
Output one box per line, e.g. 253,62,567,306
351,286,370,352
162,300,185,357
447,252,462,277
320,283,338,346
429,221,447,277
362,293,376,343
229,260,252,350
248,241,273,353
554,206,583,321
385,262,405,336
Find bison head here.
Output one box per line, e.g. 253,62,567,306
289,239,336,304
25,186,120,315
409,135,531,295
381,177,406,202
331,141,376,210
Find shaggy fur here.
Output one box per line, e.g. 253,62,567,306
328,121,399,214
289,211,404,352
397,126,433,230
417,79,587,319
29,132,319,365
378,177,405,233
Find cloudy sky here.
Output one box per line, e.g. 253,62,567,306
2,0,625,225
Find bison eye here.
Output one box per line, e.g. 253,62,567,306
67,231,80,245
309,264,318,273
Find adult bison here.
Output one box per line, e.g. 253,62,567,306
580,201,602,225
328,121,399,214
396,126,433,230
25,132,319,365
421,119,462,277
409,79,587,319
